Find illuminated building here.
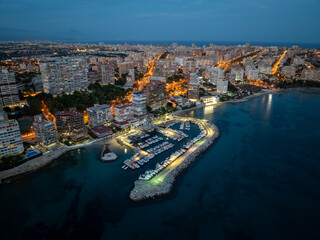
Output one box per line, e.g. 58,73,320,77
88,72,101,85
281,66,296,78
205,67,225,85
0,69,20,107
125,69,135,88
0,111,24,158
33,115,58,150
245,65,259,80
55,109,87,143
91,125,113,138
217,78,228,93
189,72,199,84
145,77,167,108
258,63,272,74
293,56,305,66
184,59,196,73
200,96,219,106
101,62,115,85
87,104,112,128
119,62,134,76
230,68,244,81
132,91,146,116
114,103,134,123
300,69,320,81
39,56,89,95
188,82,200,100
133,58,144,72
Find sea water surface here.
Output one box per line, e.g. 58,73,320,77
1,89,320,240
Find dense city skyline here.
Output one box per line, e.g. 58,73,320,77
0,0,319,43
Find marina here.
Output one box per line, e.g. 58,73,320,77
130,118,220,201
118,118,201,173
109,115,218,201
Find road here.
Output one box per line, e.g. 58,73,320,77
271,50,288,75
215,50,262,69
137,53,162,91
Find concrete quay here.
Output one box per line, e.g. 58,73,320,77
130,120,220,201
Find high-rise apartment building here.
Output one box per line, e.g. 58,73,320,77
205,67,225,85
145,77,167,107
33,115,58,149
0,111,24,158
87,104,112,128
230,67,244,81
125,69,135,88
101,62,115,85
39,57,89,95
0,69,20,107
188,82,200,100
119,62,134,76
55,109,85,134
114,104,134,123
55,109,86,143
217,78,229,93
132,91,146,116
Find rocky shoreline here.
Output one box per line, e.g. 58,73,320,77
0,138,106,182
129,120,220,201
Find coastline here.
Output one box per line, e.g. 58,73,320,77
173,89,277,116
2,88,314,183
129,119,220,201
0,137,107,182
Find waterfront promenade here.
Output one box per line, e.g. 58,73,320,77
130,118,220,201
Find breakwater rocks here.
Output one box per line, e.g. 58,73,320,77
130,120,220,201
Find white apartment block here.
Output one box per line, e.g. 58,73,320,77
0,118,24,158
132,91,146,116
87,104,112,128
0,69,20,107
39,57,89,95
114,104,133,123
217,78,228,93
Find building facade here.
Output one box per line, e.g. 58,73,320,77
188,82,200,100
132,91,146,116
217,78,229,93
114,104,134,123
0,69,20,107
119,62,134,76
101,62,115,85
0,111,24,158
33,115,58,149
200,96,219,106
87,104,112,128
39,56,89,95
145,77,167,108
55,110,85,134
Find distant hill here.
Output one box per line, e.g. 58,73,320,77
0,28,89,41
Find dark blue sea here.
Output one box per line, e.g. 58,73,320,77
87,40,320,49
1,89,320,240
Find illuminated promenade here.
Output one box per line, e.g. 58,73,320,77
130,118,220,201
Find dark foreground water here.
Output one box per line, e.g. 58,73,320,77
1,89,320,240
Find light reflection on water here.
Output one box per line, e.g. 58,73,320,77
265,94,273,119
1,91,320,240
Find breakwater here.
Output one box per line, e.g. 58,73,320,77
130,120,220,201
